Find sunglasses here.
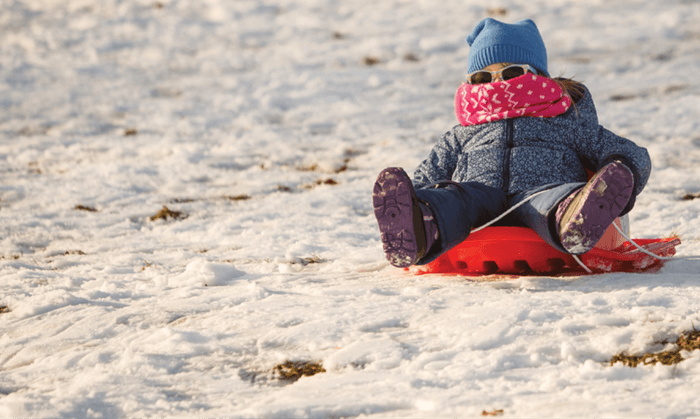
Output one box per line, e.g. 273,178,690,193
465,64,538,85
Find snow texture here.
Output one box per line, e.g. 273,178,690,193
2,0,700,417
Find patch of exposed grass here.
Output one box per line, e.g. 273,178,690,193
0,306,10,314
675,329,700,351
296,149,360,174
482,409,504,417
273,361,326,383
404,53,419,62
652,52,674,62
277,185,292,192
17,126,50,136
297,162,348,174
301,254,324,265
335,160,349,173
28,162,42,174
682,192,700,201
170,198,196,203
74,205,98,212
297,163,319,172
304,178,339,189
364,56,380,66
664,84,687,94
610,351,682,367
64,250,86,255
610,328,700,367
150,206,186,221
224,194,251,201
610,93,637,102
124,128,138,136
487,7,507,16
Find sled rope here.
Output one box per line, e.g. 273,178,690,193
471,189,551,233
571,254,593,274
612,222,700,261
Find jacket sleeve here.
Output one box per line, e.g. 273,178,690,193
412,129,462,189
569,89,652,214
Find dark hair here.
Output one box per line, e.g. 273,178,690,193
552,77,586,103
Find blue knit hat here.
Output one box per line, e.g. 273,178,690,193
466,18,549,76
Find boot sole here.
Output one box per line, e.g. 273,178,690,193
559,162,634,254
373,168,427,267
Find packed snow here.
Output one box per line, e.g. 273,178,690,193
2,0,700,416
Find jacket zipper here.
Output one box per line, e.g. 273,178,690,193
502,119,514,193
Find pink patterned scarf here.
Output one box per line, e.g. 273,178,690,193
454,74,572,126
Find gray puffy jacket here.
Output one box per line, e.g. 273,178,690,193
413,85,651,212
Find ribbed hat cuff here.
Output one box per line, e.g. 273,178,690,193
468,45,549,76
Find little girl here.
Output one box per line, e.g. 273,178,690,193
373,18,651,268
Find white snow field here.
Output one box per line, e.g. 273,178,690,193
2,0,700,416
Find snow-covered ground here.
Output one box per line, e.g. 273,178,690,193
2,0,700,416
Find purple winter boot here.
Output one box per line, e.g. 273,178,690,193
556,161,634,254
373,167,437,267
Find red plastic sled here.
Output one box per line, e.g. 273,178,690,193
409,221,681,276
